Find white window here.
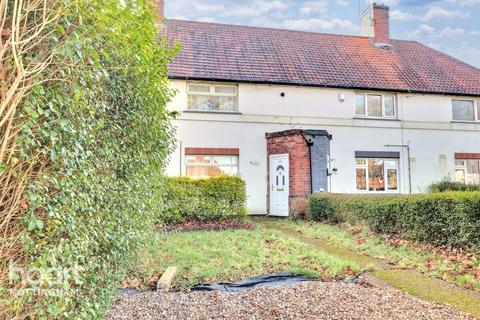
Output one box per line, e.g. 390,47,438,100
355,93,397,119
452,100,479,122
187,83,238,112
186,155,239,177
356,158,399,192
455,159,480,184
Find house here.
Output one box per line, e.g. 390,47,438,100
159,1,480,216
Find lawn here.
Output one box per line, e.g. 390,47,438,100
279,219,480,291
122,218,480,318
142,223,360,288
137,218,479,292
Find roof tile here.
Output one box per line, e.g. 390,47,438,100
166,19,480,96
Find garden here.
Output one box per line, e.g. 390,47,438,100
2,0,480,319
108,176,480,319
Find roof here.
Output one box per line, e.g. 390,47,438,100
166,19,480,96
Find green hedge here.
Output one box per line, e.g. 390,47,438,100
159,176,247,224
308,192,480,250
429,179,480,192
5,1,177,318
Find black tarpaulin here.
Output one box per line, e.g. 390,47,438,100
191,272,315,292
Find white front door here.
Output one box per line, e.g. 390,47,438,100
269,154,289,217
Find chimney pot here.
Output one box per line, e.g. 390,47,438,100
360,3,390,41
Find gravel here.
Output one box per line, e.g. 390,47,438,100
107,281,475,320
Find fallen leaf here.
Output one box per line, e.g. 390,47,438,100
425,260,433,270
355,237,366,245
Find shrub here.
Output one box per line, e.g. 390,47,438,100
160,176,247,224
1,1,177,318
429,178,480,192
308,192,480,250
307,195,337,222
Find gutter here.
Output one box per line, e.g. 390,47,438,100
167,76,480,98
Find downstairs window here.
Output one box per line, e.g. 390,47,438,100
186,155,239,178
455,159,480,185
356,158,399,192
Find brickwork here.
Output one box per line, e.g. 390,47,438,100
267,133,311,195
266,130,331,216
185,147,239,156
455,153,480,160
373,5,390,41
156,0,164,22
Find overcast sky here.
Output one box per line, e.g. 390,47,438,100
165,0,480,68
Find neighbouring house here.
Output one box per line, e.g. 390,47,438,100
159,1,480,216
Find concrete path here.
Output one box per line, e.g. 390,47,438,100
260,219,480,318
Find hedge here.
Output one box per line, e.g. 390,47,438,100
308,192,480,250
159,176,247,224
2,1,177,318
429,179,480,192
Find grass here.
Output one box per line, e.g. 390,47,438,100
279,219,480,291
142,224,360,288
140,218,479,291
133,218,480,318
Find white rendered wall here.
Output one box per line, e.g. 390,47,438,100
165,80,480,214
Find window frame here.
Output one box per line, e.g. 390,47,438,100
455,160,467,184
455,159,480,185
187,82,239,112
354,92,398,119
451,99,479,123
185,154,240,178
355,158,400,193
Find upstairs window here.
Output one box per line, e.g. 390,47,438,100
187,83,238,112
452,100,478,122
355,93,396,119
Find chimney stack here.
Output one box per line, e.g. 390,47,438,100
360,3,390,42
156,0,165,23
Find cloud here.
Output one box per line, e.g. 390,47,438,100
366,0,399,5
224,0,288,17
423,6,470,19
193,3,225,13
300,1,329,15
391,6,470,21
197,16,218,23
441,42,480,68
406,24,435,37
399,0,439,5
390,9,417,20
445,0,480,6
407,24,465,38
280,18,357,32
470,30,480,36
436,27,465,37
168,0,289,20
336,0,349,6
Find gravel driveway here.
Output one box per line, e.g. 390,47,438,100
107,282,475,320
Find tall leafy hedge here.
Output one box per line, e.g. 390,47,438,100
4,1,177,318
308,192,480,250
159,176,247,224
